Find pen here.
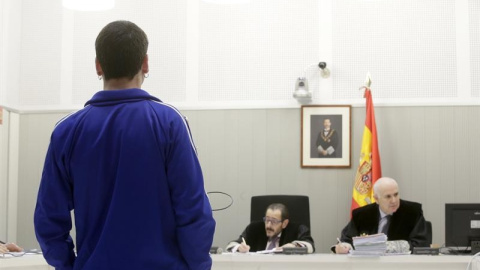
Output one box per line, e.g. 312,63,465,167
242,237,247,245
336,237,341,244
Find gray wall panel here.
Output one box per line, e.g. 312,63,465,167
12,106,480,252
17,113,63,247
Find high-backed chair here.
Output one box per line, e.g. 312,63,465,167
425,220,432,246
250,195,310,230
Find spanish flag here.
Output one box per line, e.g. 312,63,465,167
350,87,381,214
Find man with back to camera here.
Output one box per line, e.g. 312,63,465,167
226,203,315,253
333,177,430,253
34,20,215,269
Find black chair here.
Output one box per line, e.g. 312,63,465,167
425,220,432,246
250,195,310,230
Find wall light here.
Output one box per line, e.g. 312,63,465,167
293,62,330,103
62,0,115,11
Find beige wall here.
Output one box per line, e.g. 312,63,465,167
9,106,480,253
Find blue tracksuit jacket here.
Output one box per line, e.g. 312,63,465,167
34,88,215,270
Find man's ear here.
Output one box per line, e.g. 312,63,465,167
95,57,103,76
282,219,289,229
373,194,379,203
142,54,149,74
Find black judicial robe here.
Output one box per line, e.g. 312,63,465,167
339,199,430,250
231,221,315,252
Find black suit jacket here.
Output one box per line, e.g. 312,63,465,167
339,199,430,250
230,221,315,252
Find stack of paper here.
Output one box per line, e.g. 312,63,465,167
350,233,387,256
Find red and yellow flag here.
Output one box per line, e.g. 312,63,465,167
350,88,381,214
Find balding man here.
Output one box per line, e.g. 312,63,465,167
333,177,430,254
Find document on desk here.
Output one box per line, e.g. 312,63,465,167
256,249,283,254
348,250,411,257
384,251,411,255
0,249,42,259
351,233,387,255
348,250,384,257
0,252,26,258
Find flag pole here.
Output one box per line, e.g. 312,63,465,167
350,72,382,216
359,72,372,94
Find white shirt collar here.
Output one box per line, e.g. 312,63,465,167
379,208,389,219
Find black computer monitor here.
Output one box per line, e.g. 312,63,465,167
445,203,480,254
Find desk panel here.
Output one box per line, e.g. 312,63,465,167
0,255,54,270
0,253,478,270
212,253,480,270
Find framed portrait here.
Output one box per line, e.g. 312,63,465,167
301,105,351,168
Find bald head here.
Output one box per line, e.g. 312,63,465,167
373,177,398,196
373,177,400,214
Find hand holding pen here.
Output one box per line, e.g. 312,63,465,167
238,237,251,253
335,237,351,254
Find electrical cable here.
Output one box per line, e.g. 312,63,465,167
207,191,233,211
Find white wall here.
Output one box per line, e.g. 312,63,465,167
2,0,480,111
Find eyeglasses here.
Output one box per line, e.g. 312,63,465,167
263,216,283,225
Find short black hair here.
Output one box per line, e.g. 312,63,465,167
95,20,148,80
266,203,290,220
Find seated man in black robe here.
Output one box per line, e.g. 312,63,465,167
333,177,430,254
226,203,315,253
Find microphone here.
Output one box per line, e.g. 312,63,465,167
210,246,223,254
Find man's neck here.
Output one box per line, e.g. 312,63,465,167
103,73,144,90
270,232,282,241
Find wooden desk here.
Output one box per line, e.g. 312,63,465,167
0,253,478,270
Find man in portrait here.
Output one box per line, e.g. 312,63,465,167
316,118,339,158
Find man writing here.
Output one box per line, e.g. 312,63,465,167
226,203,314,253
334,177,430,253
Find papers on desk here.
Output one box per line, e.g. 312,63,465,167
350,233,387,256
1,249,42,258
255,247,308,255
348,250,385,257
1,252,26,258
256,249,283,254
349,234,412,256
352,233,388,246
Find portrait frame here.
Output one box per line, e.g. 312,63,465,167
301,105,351,168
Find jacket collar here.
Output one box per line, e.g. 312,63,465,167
85,88,161,107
